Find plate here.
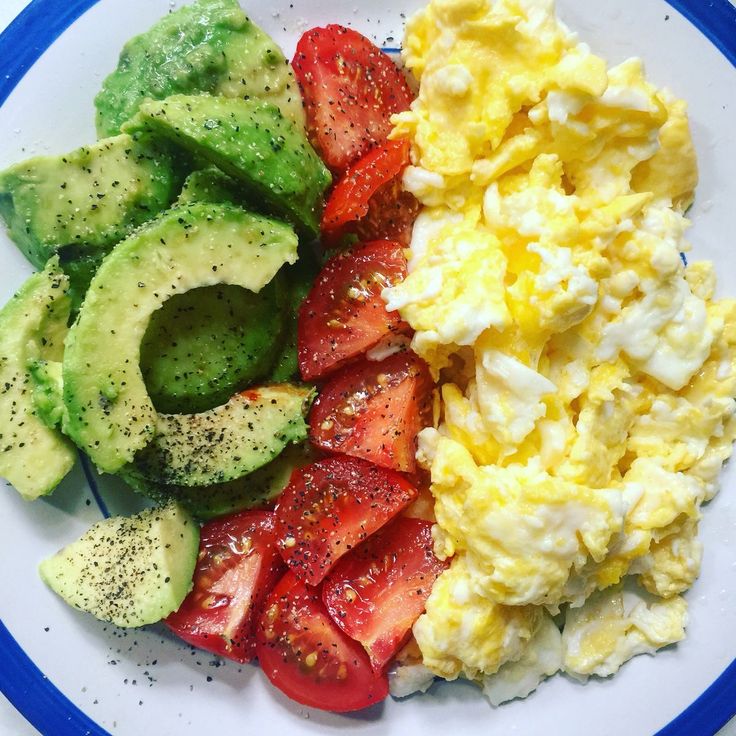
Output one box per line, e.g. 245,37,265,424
0,1,734,734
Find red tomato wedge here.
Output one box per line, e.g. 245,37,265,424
256,572,389,712
321,139,411,238
274,455,418,585
308,351,433,473
292,25,414,174
297,239,409,382
165,511,286,663
354,174,421,246
322,517,449,672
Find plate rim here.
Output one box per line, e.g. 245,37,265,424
0,0,734,734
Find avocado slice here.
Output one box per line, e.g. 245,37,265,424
176,167,242,207
124,95,331,239
0,135,185,269
62,202,298,474
0,259,76,500
57,244,111,317
124,434,315,521
133,384,314,487
140,280,287,415
39,501,199,627
29,359,67,432
95,0,305,138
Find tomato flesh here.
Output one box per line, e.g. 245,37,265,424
274,455,418,585
165,510,285,663
323,517,449,672
256,572,388,712
321,139,412,239
354,175,421,246
292,25,414,174
297,239,409,381
308,351,433,473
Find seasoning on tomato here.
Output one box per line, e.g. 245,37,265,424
165,510,285,663
322,517,449,672
256,571,389,712
308,351,433,473
321,139,414,241
292,24,414,175
274,455,418,585
297,239,409,382
353,174,421,246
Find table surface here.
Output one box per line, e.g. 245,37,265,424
0,0,734,734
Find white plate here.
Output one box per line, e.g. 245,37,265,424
0,1,734,735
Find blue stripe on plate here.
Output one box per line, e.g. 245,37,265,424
0,0,734,734
0,0,102,108
0,619,111,736
78,452,111,519
664,0,736,66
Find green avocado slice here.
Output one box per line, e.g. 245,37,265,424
122,442,315,521
62,202,298,474
0,259,75,500
140,280,287,415
132,384,314,487
176,167,242,207
39,501,199,628
0,135,185,270
123,95,331,239
95,0,305,138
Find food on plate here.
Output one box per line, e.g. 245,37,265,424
39,502,199,627
123,94,331,237
308,351,433,472
383,0,736,702
320,139,414,242
95,0,305,137
297,238,410,380
132,384,313,486
165,510,286,662
0,0,733,719
322,517,449,672
140,280,288,414
0,134,185,269
292,24,414,174
274,455,419,584
0,259,75,499
255,571,390,712
62,202,297,472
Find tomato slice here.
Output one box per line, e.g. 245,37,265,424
308,351,433,473
256,572,389,712
297,239,409,382
165,510,285,663
321,139,412,238
322,517,449,672
292,25,414,174
274,455,418,585
354,174,421,246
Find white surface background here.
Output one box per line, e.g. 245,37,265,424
0,0,734,735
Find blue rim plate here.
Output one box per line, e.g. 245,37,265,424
0,1,735,735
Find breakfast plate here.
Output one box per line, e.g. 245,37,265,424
0,0,735,735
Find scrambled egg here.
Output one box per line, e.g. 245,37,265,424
384,0,736,703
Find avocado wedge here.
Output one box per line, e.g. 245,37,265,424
95,0,305,137
123,442,314,521
0,259,75,500
133,384,314,487
39,501,199,627
123,95,331,238
62,202,298,474
140,280,287,415
0,135,184,269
